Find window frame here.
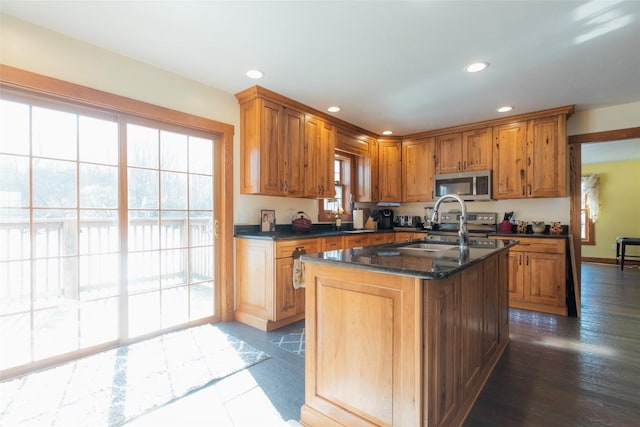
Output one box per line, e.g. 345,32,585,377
318,152,354,222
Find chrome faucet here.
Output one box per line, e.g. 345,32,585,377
430,193,469,249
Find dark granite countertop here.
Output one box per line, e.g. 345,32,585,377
300,236,517,280
234,224,395,241
492,232,569,239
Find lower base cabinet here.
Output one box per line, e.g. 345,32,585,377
494,236,567,316
235,232,397,331
235,237,318,331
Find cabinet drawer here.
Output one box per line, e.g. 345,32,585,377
344,234,371,248
320,236,344,251
275,239,320,258
513,237,565,254
369,233,394,245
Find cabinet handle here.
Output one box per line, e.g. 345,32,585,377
214,219,220,238
528,184,532,195
526,255,529,266
463,161,467,170
519,254,522,266
458,161,461,171
528,157,531,166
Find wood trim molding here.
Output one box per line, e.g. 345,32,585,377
568,127,640,144
1,65,236,322
403,105,575,140
569,126,640,313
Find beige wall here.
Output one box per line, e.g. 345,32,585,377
2,13,638,228
582,160,640,259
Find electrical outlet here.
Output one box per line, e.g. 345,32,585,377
612,244,617,250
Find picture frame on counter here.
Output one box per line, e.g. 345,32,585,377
261,209,276,232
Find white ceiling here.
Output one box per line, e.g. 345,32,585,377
1,1,639,137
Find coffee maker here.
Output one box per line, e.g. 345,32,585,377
378,209,394,229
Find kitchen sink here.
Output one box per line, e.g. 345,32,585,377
341,229,376,234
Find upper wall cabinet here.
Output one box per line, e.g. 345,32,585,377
304,115,336,198
435,128,492,174
237,90,305,196
377,139,402,202
402,137,436,202
493,114,568,199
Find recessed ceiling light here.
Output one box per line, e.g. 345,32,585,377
327,106,341,113
497,106,514,113
246,69,263,79
465,62,489,73
382,130,393,136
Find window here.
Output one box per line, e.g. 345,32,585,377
318,153,353,222
581,175,599,245
0,84,224,377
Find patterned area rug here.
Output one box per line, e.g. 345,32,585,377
271,328,305,358
0,324,270,426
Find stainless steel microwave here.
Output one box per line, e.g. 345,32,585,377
433,170,492,201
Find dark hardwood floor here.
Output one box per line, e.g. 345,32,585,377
465,263,640,426
133,262,640,425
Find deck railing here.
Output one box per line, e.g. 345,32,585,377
0,217,213,312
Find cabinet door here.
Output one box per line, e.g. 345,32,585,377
436,133,463,174
482,254,500,363
283,107,306,197
498,251,509,343
508,250,526,301
402,138,435,202
303,116,320,197
378,140,402,202
235,238,274,320
426,275,459,427
460,264,483,400
527,116,566,197
274,257,299,320
525,252,565,307
462,127,492,171
355,155,373,202
259,99,285,195
317,120,336,199
492,122,527,199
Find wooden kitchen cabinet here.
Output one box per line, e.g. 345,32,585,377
435,133,463,174
492,114,567,199
497,236,567,316
378,139,402,202
435,129,492,174
235,237,319,331
526,116,566,197
304,115,336,198
402,137,436,202
237,91,306,196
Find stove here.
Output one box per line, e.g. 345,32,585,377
425,211,498,237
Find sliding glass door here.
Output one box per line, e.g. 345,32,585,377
0,94,218,376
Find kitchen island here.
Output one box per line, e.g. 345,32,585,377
299,237,515,427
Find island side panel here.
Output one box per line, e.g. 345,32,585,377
301,263,423,427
